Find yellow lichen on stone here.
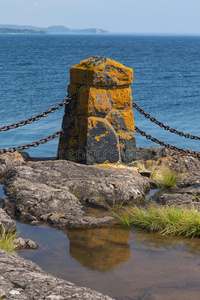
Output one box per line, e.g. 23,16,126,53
58,56,136,164
106,109,135,132
107,87,132,109
79,87,112,117
70,56,133,86
94,132,109,142
87,117,114,132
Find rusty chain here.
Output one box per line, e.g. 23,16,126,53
0,96,72,132
135,126,200,158
0,94,199,157
0,95,72,154
0,124,70,154
133,102,200,140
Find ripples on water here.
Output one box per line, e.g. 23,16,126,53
0,34,199,156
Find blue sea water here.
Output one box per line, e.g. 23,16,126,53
0,34,199,157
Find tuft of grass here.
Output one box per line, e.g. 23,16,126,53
113,204,200,238
151,169,179,188
161,169,179,187
0,228,17,253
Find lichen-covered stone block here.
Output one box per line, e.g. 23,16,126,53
106,109,135,132
87,117,119,164
70,56,133,86
58,56,136,164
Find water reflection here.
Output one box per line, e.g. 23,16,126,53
67,226,131,272
2,182,200,299
130,228,200,257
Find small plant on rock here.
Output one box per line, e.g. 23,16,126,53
151,168,179,188
0,228,17,253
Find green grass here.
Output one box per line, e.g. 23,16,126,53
0,228,17,253
113,204,200,238
151,169,179,188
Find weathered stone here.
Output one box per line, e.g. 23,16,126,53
119,132,137,163
86,117,119,164
178,175,200,188
70,56,133,86
0,249,114,299
106,109,135,132
136,147,176,161
58,56,136,164
0,208,16,233
157,193,197,206
14,238,38,251
67,85,112,118
0,152,25,176
0,197,4,208
107,87,133,109
3,159,149,228
136,147,200,175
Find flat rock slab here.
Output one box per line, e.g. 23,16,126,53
3,160,149,228
0,249,113,300
0,208,16,232
154,181,200,208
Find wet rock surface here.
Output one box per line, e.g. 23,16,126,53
0,249,114,300
14,238,39,251
3,159,149,228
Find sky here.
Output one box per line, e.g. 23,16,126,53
0,0,200,35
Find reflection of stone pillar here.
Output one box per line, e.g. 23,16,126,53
57,56,136,164
67,227,131,272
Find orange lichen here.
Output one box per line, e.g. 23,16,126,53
58,56,136,164
107,87,132,109
70,56,133,86
94,132,109,142
106,109,135,132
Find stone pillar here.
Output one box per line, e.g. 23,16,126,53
57,56,136,164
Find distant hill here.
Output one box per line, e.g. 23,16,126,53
0,28,46,34
0,25,108,34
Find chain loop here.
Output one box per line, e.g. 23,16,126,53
0,95,199,158
0,124,70,155
133,102,200,140
135,126,200,158
0,96,72,132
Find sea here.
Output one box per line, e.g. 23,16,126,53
0,34,199,157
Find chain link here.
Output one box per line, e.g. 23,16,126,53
0,95,199,157
0,124,71,154
133,102,200,140
0,96,72,132
135,126,200,158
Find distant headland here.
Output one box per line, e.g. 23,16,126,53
0,25,108,34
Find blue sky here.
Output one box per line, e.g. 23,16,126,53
0,0,200,35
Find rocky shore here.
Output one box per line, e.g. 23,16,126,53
1,147,199,230
2,153,149,229
0,147,199,299
0,249,113,300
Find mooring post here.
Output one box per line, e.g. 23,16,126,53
57,56,136,164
